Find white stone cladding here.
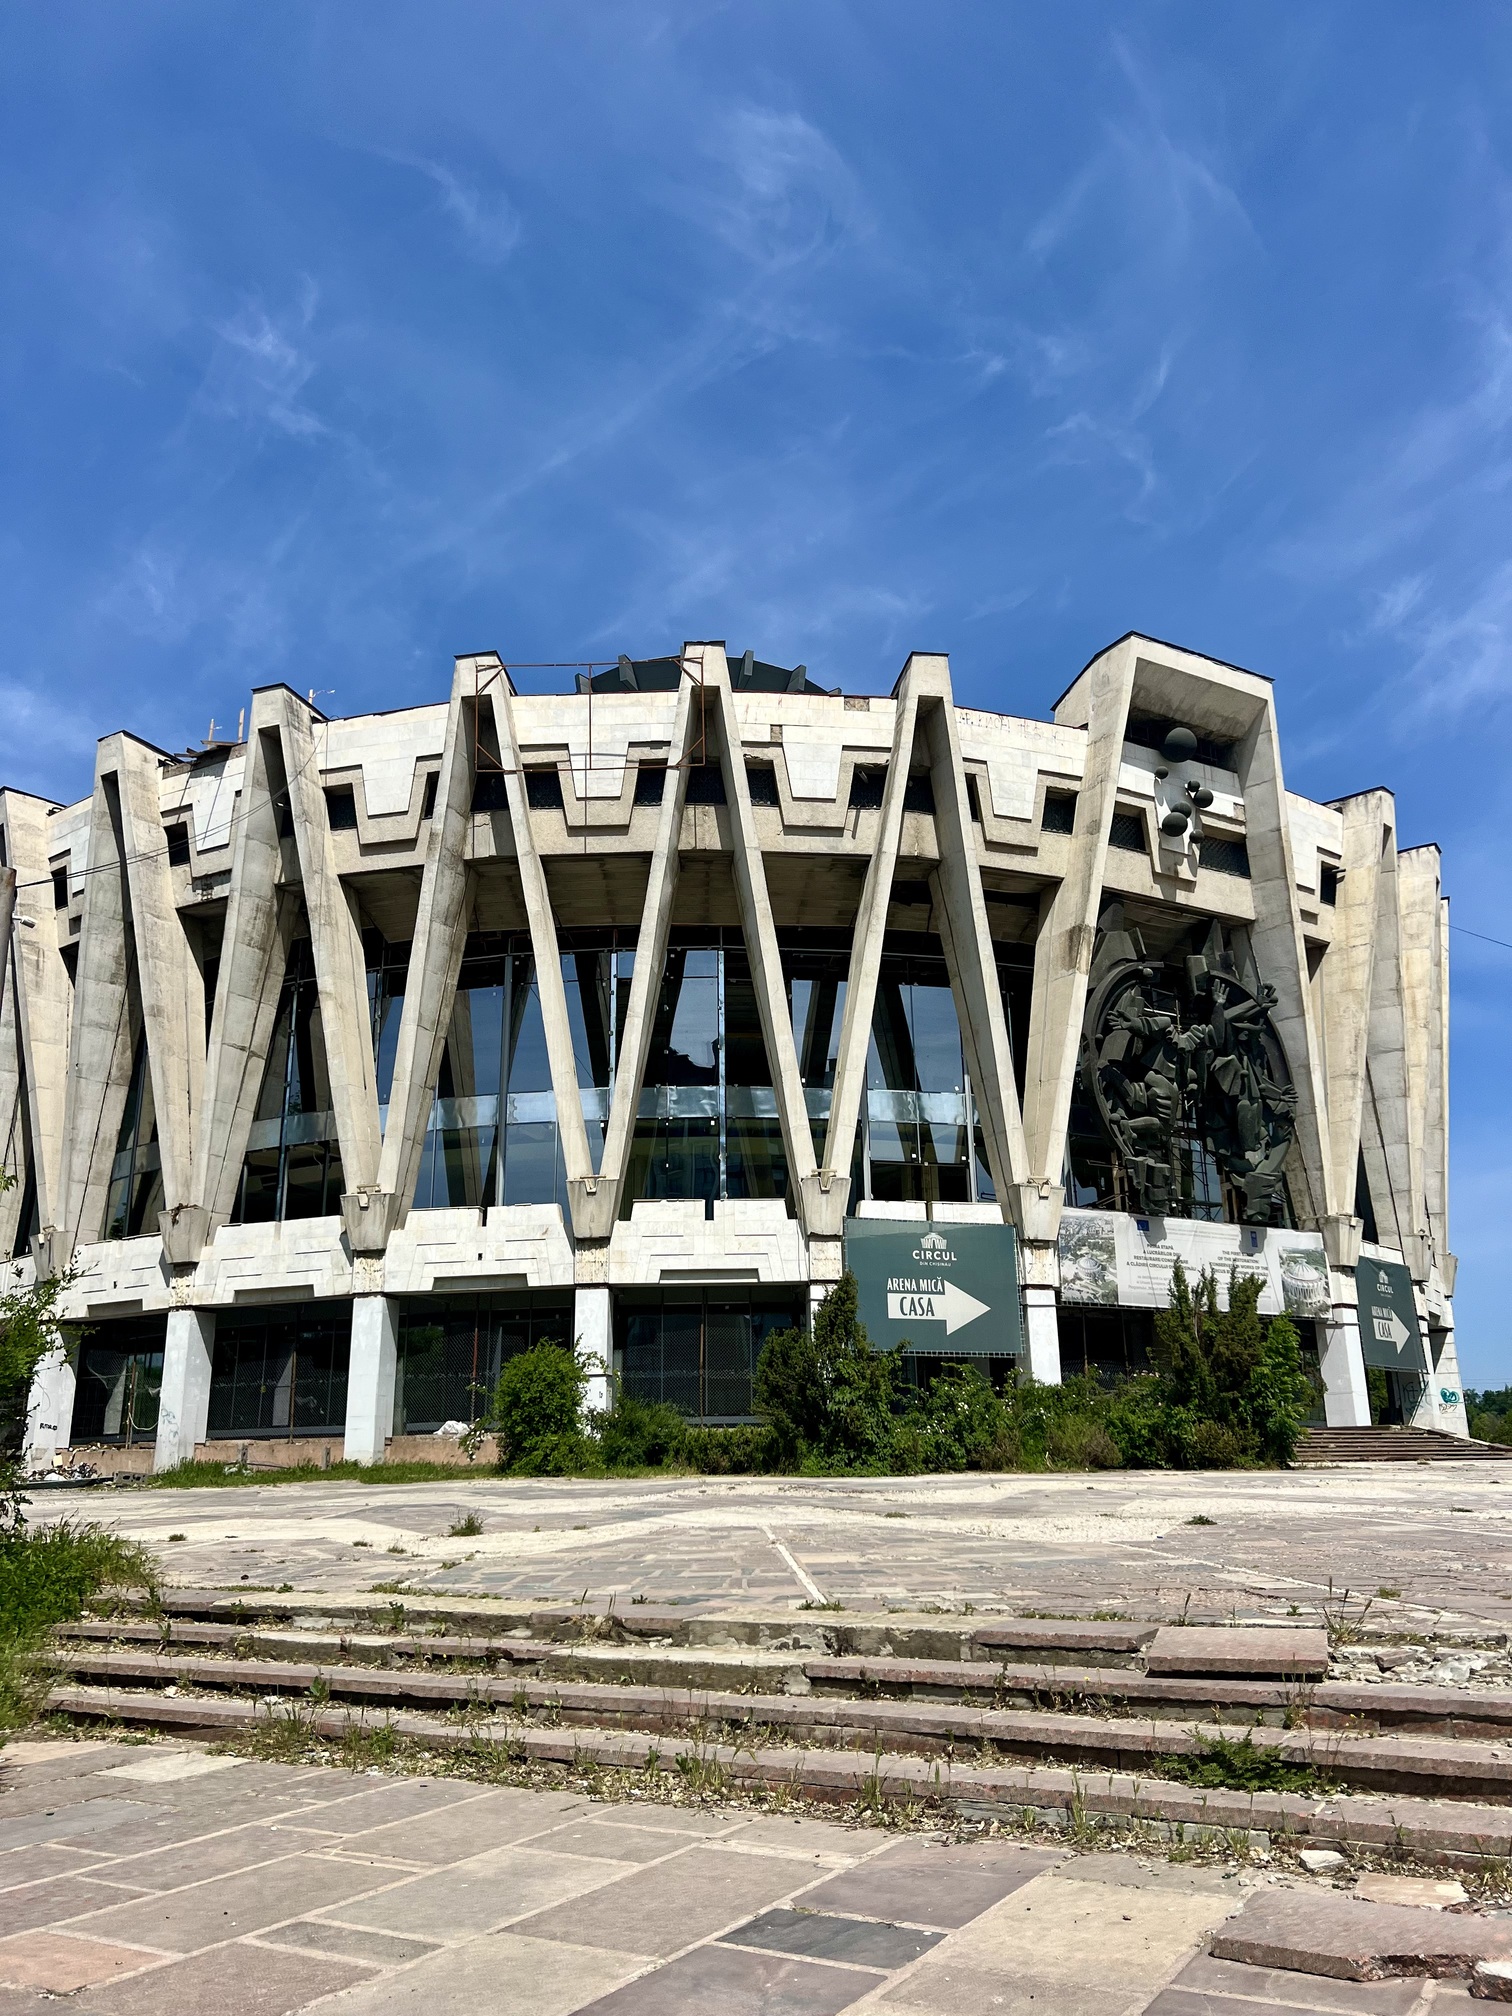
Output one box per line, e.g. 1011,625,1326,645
0,634,1458,1465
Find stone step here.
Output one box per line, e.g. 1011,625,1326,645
43,1682,1512,1866
59,1619,1512,1735
1210,1887,1512,1979
1296,1428,1512,1464
46,1645,1512,1802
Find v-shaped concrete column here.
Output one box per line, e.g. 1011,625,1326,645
570,673,697,1240
1359,827,1421,1266
485,673,596,1231
1399,845,1449,1273
1022,638,1136,1198
1318,789,1391,1242
913,662,1032,1222
270,690,383,1205
99,736,202,1228
56,758,138,1253
696,644,821,1227
370,659,479,1242
816,665,923,1235
188,704,295,1247
0,792,70,1249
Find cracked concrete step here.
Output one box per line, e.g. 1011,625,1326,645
61,1619,1512,1736
1209,1886,1512,1978
136,1589,1161,1666
43,1682,1512,1866
46,1645,1512,1801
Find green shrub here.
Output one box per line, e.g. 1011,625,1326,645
1045,1416,1123,1470
681,1424,778,1474
753,1274,902,1468
908,1362,1015,1472
595,1391,689,1471
484,1342,598,1476
0,1521,157,1737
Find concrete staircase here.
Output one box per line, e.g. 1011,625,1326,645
1295,1426,1512,1464
41,1591,1512,1865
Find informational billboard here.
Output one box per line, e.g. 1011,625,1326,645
844,1218,1023,1357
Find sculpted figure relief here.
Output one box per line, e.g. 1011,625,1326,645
1080,907,1297,1224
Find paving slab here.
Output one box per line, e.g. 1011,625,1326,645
794,1840,1060,1930
102,1823,341,1892
74,1939,368,2015
319,1843,628,1941
1145,1625,1331,1676
1164,1950,1429,2012
305,1930,645,2016
67,1852,400,1953
879,1961,1133,2016
1209,1891,1512,1980
337,1787,591,1864
511,1844,824,1958
0,1932,160,1992
574,1939,881,2015
722,1904,942,1969
0,1800,161,1853
0,1878,150,1937
252,1920,441,1967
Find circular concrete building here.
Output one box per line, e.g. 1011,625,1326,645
1,633,1462,1472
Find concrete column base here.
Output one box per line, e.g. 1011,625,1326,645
24,1346,76,1472
154,1309,215,1471
1022,1284,1062,1385
574,1285,612,1415
1320,1288,1371,1426
344,1296,398,1464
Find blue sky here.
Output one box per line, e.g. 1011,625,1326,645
4,4,1511,1382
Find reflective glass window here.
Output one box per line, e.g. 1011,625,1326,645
232,940,345,1224
105,1031,165,1240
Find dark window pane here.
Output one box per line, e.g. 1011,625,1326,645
745,763,780,806
903,772,935,813
525,768,563,809
685,764,726,805
633,763,666,804
1108,810,1147,852
1041,791,1077,834
848,766,886,810
324,787,358,830
164,824,192,866
51,865,69,908
472,770,509,812
421,772,439,819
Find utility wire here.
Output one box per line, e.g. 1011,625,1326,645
1449,925,1512,954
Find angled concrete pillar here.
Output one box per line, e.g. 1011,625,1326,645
1023,639,1136,1193
575,676,697,1237
697,645,821,1228
820,669,922,1229
272,690,383,1201
1233,697,1335,1227
1318,791,1390,1231
574,1285,612,1415
374,660,479,1237
105,736,202,1218
154,1308,215,1470
344,1296,398,1464
1399,846,1449,1270
486,673,596,1229
57,756,138,1250
192,706,295,1239
0,794,72,1241
912,661,1031,1216
1020,1283,1062,1385
23,1345,75,1471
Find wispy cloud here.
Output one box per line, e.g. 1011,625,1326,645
414,159,523,263
694,105,870,273
200,285,327,440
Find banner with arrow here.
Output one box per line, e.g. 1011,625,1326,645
1359,1257,1428,1373
845,1218,1023,1358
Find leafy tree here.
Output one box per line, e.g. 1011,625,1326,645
753,1273,902,1468
484,1340,597,1476
1,1257,74,1536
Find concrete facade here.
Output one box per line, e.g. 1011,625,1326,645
0,634,1462,1469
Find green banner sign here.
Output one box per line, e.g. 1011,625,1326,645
1359,1257,1427,1374
844,1219,1023,1357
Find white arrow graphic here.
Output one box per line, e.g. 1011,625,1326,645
1373,1308,1410,1349
943,1279,990,1335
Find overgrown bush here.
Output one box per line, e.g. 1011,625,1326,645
0,1521,157,1737
681,1424,778,1474
483,1341,599,1476
594,1390,688,1472
753,1275,902,1469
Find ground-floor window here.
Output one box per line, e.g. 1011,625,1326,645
614,1288,805,1421
393,1292,575,1433
899,1352,1018,1394
207,1303,350,1439
1055,1305,1154,1381
70,1314,166,1444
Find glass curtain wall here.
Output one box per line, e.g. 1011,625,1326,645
622,928,788,1214
105,1030,165,1239
393,1292,575,1431
206,1304,350,1438
70,1315,166,1443
780,929,1030,1208
233,940,345,1223
616,1289,805,1419
410,930,634,1213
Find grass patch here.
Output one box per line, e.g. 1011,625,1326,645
0,1521,157,1738
1158,1732,1330,1795
149,1459,493,1488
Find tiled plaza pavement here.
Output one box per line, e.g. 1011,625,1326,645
34,1465,1512,1628
0,1737,1473,2016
